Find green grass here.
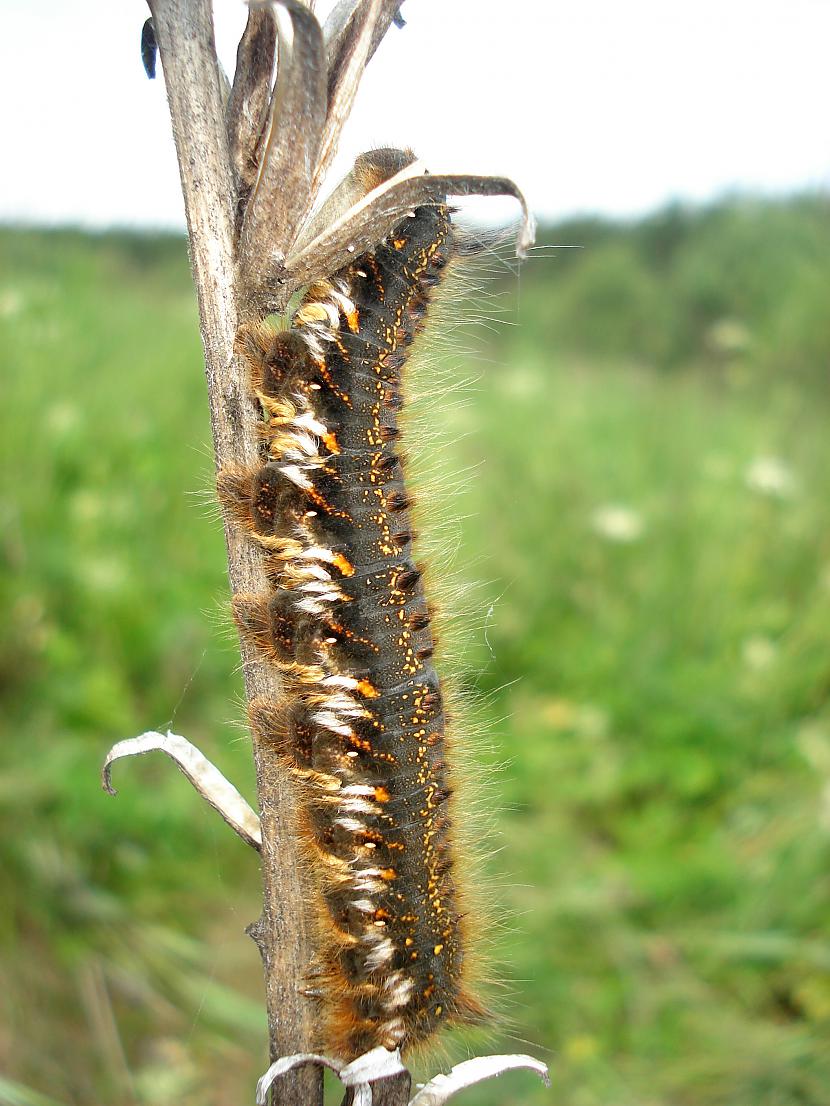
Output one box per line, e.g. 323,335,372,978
1,206,829,1105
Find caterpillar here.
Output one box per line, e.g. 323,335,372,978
219,149,485,1061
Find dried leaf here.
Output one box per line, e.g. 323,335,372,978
256,1047,405,1106
312,0,383,197
409,1054,551,1106
227,6,277,193
102,731,262,850
239,0,327,291
323,0,405,79
285,162,535,288
256,1052,341,1104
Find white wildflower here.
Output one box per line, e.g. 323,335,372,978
796,722,830,773
46,402,80,435
0,288,24,318
745,456,796,499
591,504,644,543
741,635,777,672
706,317,751,357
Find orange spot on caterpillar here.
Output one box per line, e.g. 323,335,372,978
355,678,379,698
315,355,353,408
331,552,355,577
322,430,341,454
374,786,391,803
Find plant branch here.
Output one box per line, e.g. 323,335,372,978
145,1,322,1102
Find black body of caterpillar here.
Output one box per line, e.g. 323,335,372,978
220,187,483,1059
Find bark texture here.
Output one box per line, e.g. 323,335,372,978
147,2,322,1102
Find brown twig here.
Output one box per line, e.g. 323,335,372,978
145,1,321,1102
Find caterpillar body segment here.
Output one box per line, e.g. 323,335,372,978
219,183,483,1059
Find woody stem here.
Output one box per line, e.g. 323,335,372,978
146,1,322,1102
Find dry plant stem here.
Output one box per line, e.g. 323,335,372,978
342,1073,412,1106
147,1,321,1102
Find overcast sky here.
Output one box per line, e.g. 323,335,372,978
2,0,830,230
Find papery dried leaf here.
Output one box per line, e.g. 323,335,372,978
285,164,535,289
227,6,277,194
102,731,262,850
239,0,326,292
409,1054,550,1106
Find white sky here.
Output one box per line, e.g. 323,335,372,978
2,0,830,229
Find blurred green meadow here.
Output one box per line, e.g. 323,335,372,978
1,198,830,1105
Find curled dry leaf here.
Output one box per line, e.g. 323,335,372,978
256,1046,406,1105
102,730,262,850
227,6,278,194
284,162,535,290
312,0,383,197
409,1054,551,1106
256,1047,548,1106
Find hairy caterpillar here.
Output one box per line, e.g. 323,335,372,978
219,149,485,1060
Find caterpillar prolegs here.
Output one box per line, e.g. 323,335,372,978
219,151,484,1060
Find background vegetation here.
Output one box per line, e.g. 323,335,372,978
2,196,830,1105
